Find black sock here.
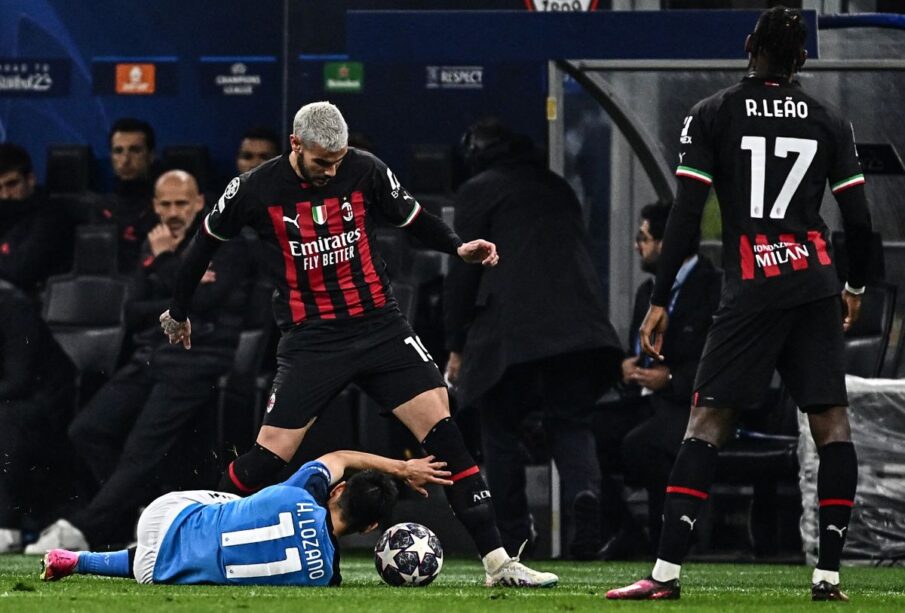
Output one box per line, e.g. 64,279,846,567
656,437,719,565
218,443,288,495
421,417,504,557
816,441,857,573
127,546,137,579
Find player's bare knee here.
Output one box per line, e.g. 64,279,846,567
684,406,737,448
393,387,450,442
256,423,310,462
808,406,851,447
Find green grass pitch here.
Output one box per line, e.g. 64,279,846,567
1,554,903,612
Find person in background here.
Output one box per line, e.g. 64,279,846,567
592,202,720,560
444,118,623,560
100,118,159,272
236,127,280,175
0,143,73,294
0,280,77,553
25,170,251,553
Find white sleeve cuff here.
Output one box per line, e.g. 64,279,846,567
844,282,865,295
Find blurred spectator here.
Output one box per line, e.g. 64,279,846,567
0,280,77,553
444,118,623,559
235,127,280,175
25,170,251,552
592,202,720,559
0,143,73,294
99,118,159,272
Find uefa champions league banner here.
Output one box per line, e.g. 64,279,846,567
197,57,279,98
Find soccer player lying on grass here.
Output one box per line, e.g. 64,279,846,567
40,450,451,586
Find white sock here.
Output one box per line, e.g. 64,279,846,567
812,568,840,586
651,559,681,582
482,548,510,573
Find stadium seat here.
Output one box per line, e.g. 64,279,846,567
162,145,212,192
215,327,274,464
407,144,453,194
42,272,133,405
844,283,897,378
71,224,119,275
45,144,96,195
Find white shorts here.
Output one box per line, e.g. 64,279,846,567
133,490,239,584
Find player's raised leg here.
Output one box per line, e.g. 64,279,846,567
41,548,134,582
394,388,557,587
606,405,735,600
807,406,856,602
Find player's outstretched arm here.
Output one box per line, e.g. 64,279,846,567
318,450,453,497
158,231,222,349
833,186,873,331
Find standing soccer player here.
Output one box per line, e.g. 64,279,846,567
607,7,871,601
158,102,557,587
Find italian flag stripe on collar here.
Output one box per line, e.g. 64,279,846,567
831,173,866,194
676,165,713,185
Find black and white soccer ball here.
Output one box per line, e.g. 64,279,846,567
374,522,443,587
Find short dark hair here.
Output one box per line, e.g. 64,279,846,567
750,6,808,74
337,470,398,533
640,202,672,241
0,143,33,177
641,201,701,257
109,117,156,151
241,126,280,150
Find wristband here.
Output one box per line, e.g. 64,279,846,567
843,283,865,296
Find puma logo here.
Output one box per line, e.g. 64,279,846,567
827,525,847,538
282,214,300,230
680,515,697,530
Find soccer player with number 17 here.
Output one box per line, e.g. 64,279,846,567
607,6,872,602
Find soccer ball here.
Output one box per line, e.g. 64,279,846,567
374,522,443,587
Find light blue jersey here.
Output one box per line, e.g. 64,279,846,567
153,462,338,586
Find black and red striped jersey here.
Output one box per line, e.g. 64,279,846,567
203,148,423,329
677,75,865,311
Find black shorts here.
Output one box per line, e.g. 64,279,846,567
264,310,446,429
693,295,847,413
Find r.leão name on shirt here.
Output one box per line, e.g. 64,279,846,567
745,97,809,119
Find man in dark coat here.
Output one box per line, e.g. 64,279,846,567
444,118,622,558
25,170,251,553
0,143,73,295
593,202,721,559
0,280,78,553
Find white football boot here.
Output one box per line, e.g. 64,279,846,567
484,541,558,588
23,519,88,554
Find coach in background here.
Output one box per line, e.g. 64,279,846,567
593,202,721,560
444,119,622,560
25,170,251,553
0,143,72,295
0,280,77,553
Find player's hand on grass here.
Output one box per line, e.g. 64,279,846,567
159,309,192,350
639,305,668,362
401,455,453,497
457,239,499,267
841,290,861,332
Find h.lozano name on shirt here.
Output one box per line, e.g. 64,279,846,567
295,502,326,581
